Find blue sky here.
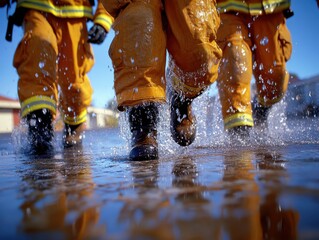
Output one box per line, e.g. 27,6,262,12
1,1,319,108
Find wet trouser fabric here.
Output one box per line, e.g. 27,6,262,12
216,12,292,129
108,0,222,109
14,10,94,125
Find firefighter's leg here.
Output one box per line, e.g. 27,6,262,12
13,10,58,152
216,13,253,137
165,0,221,97
252,13,292,126
165,0,222,145
55,17,94,148
109,0,166,160
110,0,166,109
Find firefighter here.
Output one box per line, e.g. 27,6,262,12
101,0,222,161
5,0,113,153
215,0,293,138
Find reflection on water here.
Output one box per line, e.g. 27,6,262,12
0,119,319,239
256,149,299,240
18,148,105,239
221,149,299,240
221,150,262,240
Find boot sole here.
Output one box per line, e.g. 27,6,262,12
129,145,158,161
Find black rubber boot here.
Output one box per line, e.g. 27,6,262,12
170,91,196,146
253,100,271,128
128,103,159,161
63,123,85,148
26,109,54,154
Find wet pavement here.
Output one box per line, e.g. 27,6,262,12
1,114,319,240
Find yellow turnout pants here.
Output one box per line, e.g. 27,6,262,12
14,10,94,125
109,0,222,110
217,12,292,129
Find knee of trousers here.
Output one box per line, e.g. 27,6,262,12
219,38,252,81
168,44,222,99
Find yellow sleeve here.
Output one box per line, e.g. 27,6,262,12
93,0,114,32
100,0,131,19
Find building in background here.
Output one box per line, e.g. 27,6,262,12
0,96,20,133
87,106,119,129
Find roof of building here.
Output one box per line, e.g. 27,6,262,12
0,95,18,102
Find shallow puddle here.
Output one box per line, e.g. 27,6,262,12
1,116,319,239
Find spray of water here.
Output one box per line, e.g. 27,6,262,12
9,89,319,160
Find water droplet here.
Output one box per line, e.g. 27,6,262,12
39,61,45,69
260,37,269,46
262,84,267,91
252,44,257,51
30,119,36,126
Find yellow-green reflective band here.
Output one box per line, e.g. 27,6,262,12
218,1,261,13
217,0,290,15
95,16,113,31
21,96,56,117
224,113,254,129
18,0,93,18
63,110,87,125
263,1,290,14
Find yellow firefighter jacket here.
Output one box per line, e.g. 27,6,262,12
216,0,291,15
16,0,114,31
